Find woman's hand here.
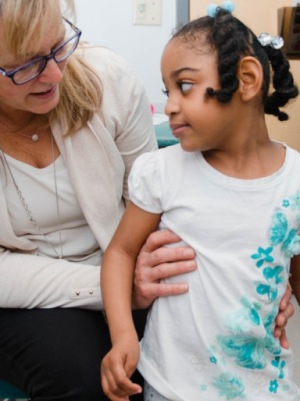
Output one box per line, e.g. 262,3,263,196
133,230,196,309
274,284,294,349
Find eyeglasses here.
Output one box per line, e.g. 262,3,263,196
0,19,82,85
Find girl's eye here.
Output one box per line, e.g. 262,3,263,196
162,88,169,98
179,82,193,93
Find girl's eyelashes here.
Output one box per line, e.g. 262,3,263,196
161,82,192,98
162,88,169,98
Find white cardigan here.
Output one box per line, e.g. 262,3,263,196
0,45,157,310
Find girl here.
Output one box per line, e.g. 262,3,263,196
101,2,300,400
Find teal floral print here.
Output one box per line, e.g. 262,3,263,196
269,380,279,393
263,307,279,336
269,210,300,257
251,247,274,267
256,265,284,301
288,191,300,210
271,356,286,379
213,372,245,400
210,356,218,364
208,192,300,399
282,199,290,208
217,327,281,370
217,298,281,370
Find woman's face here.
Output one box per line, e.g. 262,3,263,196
0,20,67,118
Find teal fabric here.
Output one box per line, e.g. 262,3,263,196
0,379,28,398
154,122,178,148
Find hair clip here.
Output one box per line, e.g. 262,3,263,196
207,1,235,18
257,32,284,49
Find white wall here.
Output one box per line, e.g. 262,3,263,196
74,0,178,112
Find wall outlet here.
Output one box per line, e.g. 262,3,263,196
133,0,162,25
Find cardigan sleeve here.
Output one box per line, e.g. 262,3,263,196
0,247,103,310
81,45,158,201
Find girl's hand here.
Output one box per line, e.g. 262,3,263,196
101,333,141,401
274,284,294,349
133,230,196,309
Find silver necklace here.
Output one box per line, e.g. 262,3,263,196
0,135,63,259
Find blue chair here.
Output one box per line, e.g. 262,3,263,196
154,121,178,148
0,379,29,400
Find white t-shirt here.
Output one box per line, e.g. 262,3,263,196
2,154,101,264
129,144,300,401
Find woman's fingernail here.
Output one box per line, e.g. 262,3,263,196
186,261,196,268
183,249,194,257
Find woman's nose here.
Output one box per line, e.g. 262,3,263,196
38,59,64,83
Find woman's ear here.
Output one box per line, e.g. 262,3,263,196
237,56,263,101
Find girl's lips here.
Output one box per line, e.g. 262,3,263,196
170,123,189,138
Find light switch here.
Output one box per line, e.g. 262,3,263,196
133,0,162,25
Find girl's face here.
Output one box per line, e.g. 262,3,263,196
0,20,67,119
161,37,239,153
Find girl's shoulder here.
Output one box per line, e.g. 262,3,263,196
134,144,186,166
285,145,300,167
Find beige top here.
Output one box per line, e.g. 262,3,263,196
2,154,101,264
0,45,157,310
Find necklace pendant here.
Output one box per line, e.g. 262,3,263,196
32,133,39,142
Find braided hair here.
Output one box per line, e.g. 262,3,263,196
173,8,298,121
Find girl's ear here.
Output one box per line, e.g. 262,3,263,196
237,56,263,101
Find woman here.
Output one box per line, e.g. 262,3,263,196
0,1,293,400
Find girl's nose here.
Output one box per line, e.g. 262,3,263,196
164,94,180,116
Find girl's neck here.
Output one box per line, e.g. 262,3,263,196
203,140,286,179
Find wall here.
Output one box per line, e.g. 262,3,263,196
74,0,177,112
189,0,300,150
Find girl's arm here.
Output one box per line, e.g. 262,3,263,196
101,201,160,401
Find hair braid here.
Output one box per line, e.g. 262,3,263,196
262,46,298,121
206,10,242,102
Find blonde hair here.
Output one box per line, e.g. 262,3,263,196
0,0,102,135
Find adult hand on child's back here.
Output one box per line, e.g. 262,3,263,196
133,230,197,309
274,284,294,349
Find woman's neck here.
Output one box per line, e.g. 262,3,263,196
0,110,36,131
0,110,48,135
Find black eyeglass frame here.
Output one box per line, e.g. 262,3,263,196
0,18,82,85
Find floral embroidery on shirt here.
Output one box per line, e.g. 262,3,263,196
217,325,281,370
288,190,300,211
251,247,274,267
282,199,290,208
269,210,300,258
271,356,286,379
269,379,279,393
212,372,246,400
255,265,284,301
210,195,300,398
